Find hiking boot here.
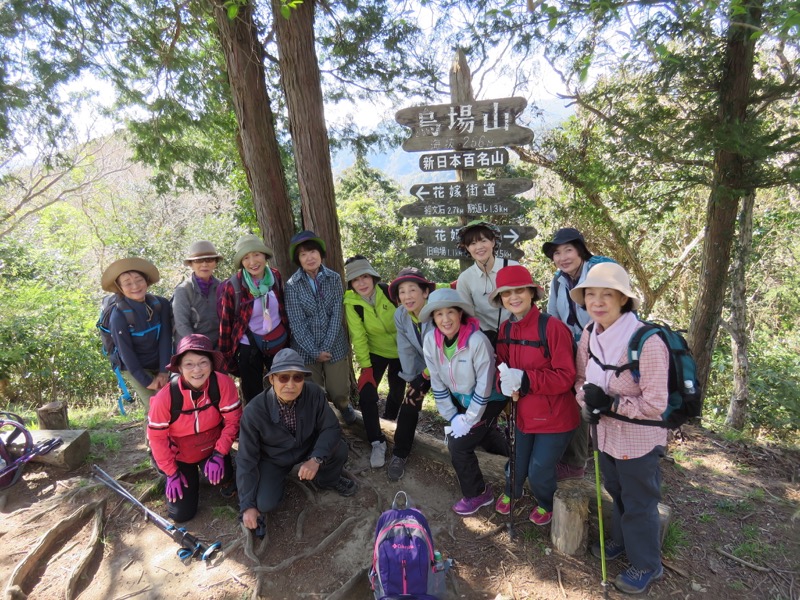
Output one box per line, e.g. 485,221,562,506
556,462,585,481
529,505,552,526
614,564,664,594
219,480,237,499
452,485,494,516
330,476,358,497
370,440,387,469
592,538,625,560
341,405,357,425
495,493,511,515
387,455,406,481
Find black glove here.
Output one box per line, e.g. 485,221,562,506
581,404,601,425
405,374,430,405
583,383,613,412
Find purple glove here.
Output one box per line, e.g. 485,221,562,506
204,452,225,485
165,471,188,503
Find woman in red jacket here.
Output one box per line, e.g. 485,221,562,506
147,334,242,522
490,265,579,525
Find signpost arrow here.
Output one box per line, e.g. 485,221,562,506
399,198,524,218
406,244,524,261
408,178,532,203
415,225,537,247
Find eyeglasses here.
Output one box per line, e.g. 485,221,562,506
182,360,212,371
274,373,305,384
192,258,218,264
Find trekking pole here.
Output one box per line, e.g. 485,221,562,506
591,423,610,599
91,465,221,561
507,391,518,540
112,366,134,416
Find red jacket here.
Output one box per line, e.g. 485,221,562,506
147,372,242,476
495,306,579,434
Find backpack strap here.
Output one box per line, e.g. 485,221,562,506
169,372,221,425
496,313,550,359
378,282,397,307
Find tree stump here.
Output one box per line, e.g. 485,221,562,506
37,401,69,430
551,479,591,555
7,429,89,471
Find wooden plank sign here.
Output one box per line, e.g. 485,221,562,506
399,198,523,218
406,244,524,261
415,225,537,247
396,97,534,152
419,148,509,172
408,178,532,203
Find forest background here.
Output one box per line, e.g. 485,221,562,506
0,0,798,443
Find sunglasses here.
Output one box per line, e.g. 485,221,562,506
191,258,218,264
274,373,305,384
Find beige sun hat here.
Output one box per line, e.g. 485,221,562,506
183,240,223,266
101,258,160,293
569,262,640,310
418,288,475,322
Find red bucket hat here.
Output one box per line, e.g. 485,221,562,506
488,265,545,307
167,334,225,373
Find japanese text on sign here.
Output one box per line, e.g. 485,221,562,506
419,149,509,172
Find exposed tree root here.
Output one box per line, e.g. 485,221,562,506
5,500,103,600
295,507,309,541
289,478,316,505
65,501,105,600
254,516,358,574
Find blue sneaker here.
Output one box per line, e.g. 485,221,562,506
591,539,625,560
614,564,664,594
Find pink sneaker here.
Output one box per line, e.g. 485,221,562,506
529,505,552,526
495,494,511,515
452,485,494,516
556,462,585,481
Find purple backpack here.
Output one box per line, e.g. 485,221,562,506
370,491,445,600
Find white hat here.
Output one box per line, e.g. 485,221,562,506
569,263,640,310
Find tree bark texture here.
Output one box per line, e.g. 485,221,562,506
212,2,295,277
725,190,754,430
273,0,344,276
688,1,762,403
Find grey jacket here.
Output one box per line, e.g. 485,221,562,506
172,276,221,347
394,306,436,382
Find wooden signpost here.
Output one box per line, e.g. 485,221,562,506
395,49,537,261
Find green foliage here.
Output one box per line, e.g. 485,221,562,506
662,521,689,559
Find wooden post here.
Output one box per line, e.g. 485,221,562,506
451,49,476,272
37,401,69,430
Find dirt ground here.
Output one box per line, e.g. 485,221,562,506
1,411,798,600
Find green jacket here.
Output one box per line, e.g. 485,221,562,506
343,285,399,367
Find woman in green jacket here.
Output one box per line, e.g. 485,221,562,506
343,256,403,468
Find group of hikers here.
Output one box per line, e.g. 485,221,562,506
100,223,669,595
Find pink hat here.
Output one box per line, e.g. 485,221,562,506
488,265,545,307
167,334,225,373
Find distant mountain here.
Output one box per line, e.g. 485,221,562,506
331,97,573,186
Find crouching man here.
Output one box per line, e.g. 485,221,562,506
237,348,357,530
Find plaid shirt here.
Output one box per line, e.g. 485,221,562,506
277,399,297,435
218,269,288,373
575,321,669,459
284,265,349,364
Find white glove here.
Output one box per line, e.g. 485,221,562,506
450,414,471,438
498,363,523,396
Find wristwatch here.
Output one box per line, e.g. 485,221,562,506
311,456,324,464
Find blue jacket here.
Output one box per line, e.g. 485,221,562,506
547,256,616,341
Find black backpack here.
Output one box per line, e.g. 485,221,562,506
495,313,552,359
352,282,397,321
96,294,163,369
168,372,221,424
586,320,702,429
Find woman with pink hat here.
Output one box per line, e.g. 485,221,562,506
490,265,579,526
147,334,242,523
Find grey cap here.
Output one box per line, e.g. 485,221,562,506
265,348,313,376
418,288,475,322
345,258,381,283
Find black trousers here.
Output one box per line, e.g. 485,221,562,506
167,454,234,523
447,399,509,498
255,438,348,513
359,354,404,442
392,378,430,459
237,343,275,403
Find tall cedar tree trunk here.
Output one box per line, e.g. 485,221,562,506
688,1,762,406
272,0,344,276
212,2,294,277
725,190,754,430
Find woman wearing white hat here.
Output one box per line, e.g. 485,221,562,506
172,241,223,348
571,262,668,595
420,288,508,516
100,257,173,413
